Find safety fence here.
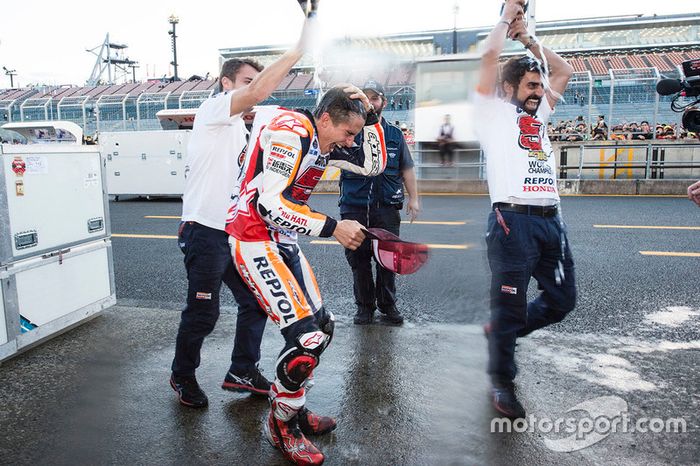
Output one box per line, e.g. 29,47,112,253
411,142,700,180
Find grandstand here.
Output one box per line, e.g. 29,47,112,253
1,12,699,138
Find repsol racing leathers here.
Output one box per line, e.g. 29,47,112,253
224,105,386,442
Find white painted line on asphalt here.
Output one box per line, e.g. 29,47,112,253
639,251,700,257
595,225,700,230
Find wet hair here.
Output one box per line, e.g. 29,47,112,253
500,56,545,96
219,58,264,86
313,87,367,124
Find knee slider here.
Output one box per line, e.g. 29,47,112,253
276,330,330,391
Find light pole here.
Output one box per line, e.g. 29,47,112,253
452,3,459,54
3,66,17,87
168,14,179,80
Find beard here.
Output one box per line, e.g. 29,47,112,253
511,95,542,116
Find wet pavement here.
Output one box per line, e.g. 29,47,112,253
0,195,698,465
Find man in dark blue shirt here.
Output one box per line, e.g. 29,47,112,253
338,80,420,325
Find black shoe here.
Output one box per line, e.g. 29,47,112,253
353,308,374,325
378,307,404,325
491,383,526,419
222,365,271,396
170,374,208,408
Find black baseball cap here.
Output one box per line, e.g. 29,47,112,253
362,80,385,97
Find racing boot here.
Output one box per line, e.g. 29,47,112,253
264,409,325,465
298,406,337,436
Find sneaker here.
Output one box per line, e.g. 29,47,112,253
264,410,325,466
298,406,337,436
353,308,374,325
378,307,404,325
170,374,208,408
222,366,271,396
491,384,526,419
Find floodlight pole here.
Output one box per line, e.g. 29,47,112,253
169,14,179,80
3,67,17,87
452,3,459,54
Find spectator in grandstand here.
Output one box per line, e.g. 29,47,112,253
632,120,654,140
610,125,627,141
688,180,700,207
564,123,584,142
474,0,576,420
170,15,316,409
659,125,676,140
437,114,456,166
338,80,419,326
592,121,607,140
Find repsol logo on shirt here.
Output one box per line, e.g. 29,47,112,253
253,256,296,324
522,176,556,193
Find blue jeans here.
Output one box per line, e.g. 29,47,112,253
485,210,577,385
172,222,268,377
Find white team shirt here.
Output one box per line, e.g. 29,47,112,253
181,91,247,230
473,91,559,206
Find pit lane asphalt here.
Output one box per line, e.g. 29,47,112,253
111,194,700,340
0,194,697,465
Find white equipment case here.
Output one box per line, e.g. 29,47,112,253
0,121,116,361
101,129,190,198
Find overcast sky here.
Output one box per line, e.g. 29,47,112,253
0,0,697,87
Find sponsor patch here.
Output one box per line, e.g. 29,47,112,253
269,143,296,161
196,292,212,300
501,285,518,295
267,158,293,177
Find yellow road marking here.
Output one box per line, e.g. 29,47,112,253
113,233,177,239
310,240,469,250
401,221,466,225
639,251,700,258
595,225,700,231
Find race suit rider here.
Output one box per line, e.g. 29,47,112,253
225,85,386,465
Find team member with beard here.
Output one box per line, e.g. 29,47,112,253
338,80,420,326
474,0,577,419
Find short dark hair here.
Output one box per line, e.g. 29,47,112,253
500,56,545,96
219,58,264,83
313,87,367,124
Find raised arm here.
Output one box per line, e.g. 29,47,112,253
328,114,387,176
477,0,526,95
229,17,315,116
507,18,574,108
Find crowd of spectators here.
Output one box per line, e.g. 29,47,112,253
547,115,700,142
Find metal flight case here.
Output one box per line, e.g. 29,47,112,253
0,121,116,362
